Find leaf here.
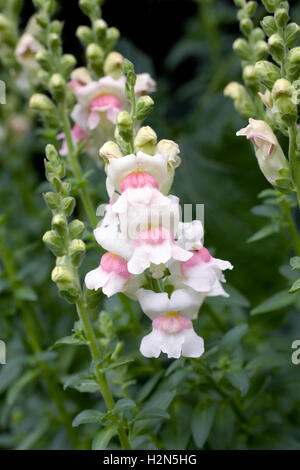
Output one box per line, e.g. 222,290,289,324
92,424,118,450
103,358,134,371
247,223,278,243
191,400,217,448
250,290,297,315
225,370,249,396
135,408,170,421
112,399,136,415
251,205,279,218
63,373,100,393
15,285,37,302
136,372,163,404
219,324,248,352
290,256,300,270
289,278,300,293
54,335,87,347
6,369,40,406
72,409,106,427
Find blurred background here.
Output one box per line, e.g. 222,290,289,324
1,0,300,450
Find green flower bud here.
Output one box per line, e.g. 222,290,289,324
35,49,52,71
246,1,257,16
254,60,280,89
105,27,120,48
255,40,268,60
261,16,276,37
62,197,75,216
275,7,289,28
285,23,300,49
69,219,85,239
272,78,294,99
103,51,124,79
49,73,66,102
52,214,68,237
250,27,265,43
156,139,181,170
48,33,61,55
99,140,123,163
233,38,250,60
29,94,56,115
60,54,77,77
275,97,297,125
76,26,93,46
45,144,59,163
70,67,92,86
262,0,276,13
117,111,133,142
268,33,285,62
134,126,157,155
224,82,256,119
258,89,273,109
69,239,86,267
49,20,63,35
286,47,300,81
43,192,60,210
243,65,259,90
43,230,65,256
51,266,78,303
0,14,12,32
135,95,154,121
79,0,93,16
87,43,104,74
240,18,253,36
94,19,107,42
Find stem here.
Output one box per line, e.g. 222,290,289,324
280,198,300,256
59,104,98,228
288,124,300,206
0,235,79,449
75,295,131,450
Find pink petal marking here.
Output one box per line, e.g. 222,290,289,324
100,252,131,279
120,172,159,193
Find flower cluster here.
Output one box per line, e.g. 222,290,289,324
85,128,233,359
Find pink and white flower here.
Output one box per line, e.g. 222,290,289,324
57,124,88,156
127,227,192,275
85,252,142,298
169,246,233,297
15,34,42,66
137,288,204,358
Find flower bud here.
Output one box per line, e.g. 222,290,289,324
157,139,181,170
262,0,276,13
268,33,285,62
240,18,253,36
51,266,73,284
70,67,91,85
286,47,300,81
29,93,56,115
99,140,123,163
103,51,124,79
0,14,11,31
69,239,86,267
285,23,300,49
105,27,120,47
35,49,52,71
62,197,75,216
258,89,273,109
48,33,61,55
117,111,133,142
135,95,154,121
246,1,257,16
236,118,289,187
275,8,289,28
69,219,85,239
250,27,264,43
52,214,68,237
76,25,93,46
79,0,93,15
60,54,77,77
15,33,42,66
49,73,66,101
255,40,268,60
275,97,297,126
272,78,294,99
51,266,79,302
43,192,60,210
261,16,276,37
43,230,65,256
254,60,280,89
94,19,107,42
243,65,259,90
232,38,250,60
134,126,157,154
87,43,104,74
224,82,256,118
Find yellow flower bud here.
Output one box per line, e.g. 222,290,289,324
99,140,123,163
156,139,181,170
103,51,124,79
134,126,157,155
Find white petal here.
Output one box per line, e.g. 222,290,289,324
206,280,229,297
183,264,218,292
148,241,172,265
127,246,150,274
94,225,134,260
85,267,109,291
137,288,170,319
70,104,89,131
181,328,204,358
102,273,127,297
171,244,193,262
107,154,138,191
211,257,233,271
169,288,203,319
140,328,163,358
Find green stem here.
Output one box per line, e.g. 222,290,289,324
75,295,131,450
59,103,98,228
280,199,300,256
288,124,300,206
0,235,79,449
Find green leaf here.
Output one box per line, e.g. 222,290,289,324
290,256,300,270
135,408,170,421
289,278,300,293
112,399,136,415
15,285,37,302
247,223,278,243
225,370,249,396
72,409,106,427
191,400,217,448
136,372,163,404
63,373,100,393
250,290,297,315
6,369,40,406
251,205,279,218
54,335,87,347
92,423,119,450
102,358,134,371
219,324,248,352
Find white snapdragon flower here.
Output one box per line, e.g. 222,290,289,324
169,246,233,297
137,288,204,358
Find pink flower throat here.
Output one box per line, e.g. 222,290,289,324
120,172,159,193
153,312,192,334
100,252,130,279
89,94,122,112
